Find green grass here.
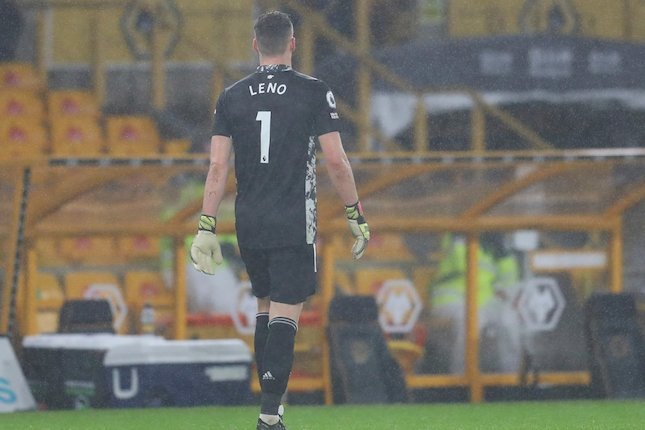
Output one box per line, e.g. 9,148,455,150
1,400,644,430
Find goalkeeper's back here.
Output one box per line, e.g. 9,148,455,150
211,64,340,249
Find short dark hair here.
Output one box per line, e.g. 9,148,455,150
254,11,293,56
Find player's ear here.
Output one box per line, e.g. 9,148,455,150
289,37,296,53
252,38,259,55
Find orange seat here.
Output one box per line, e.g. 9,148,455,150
124,271,173,309
35,272,65,310
355,268,407,295
0,118,48,159
117,235,161,259
50,117,104,156
0,90,45,120
64,271,121,300
0,63,42,92
59,236,119,265
48,90,100,119
106,115,161,155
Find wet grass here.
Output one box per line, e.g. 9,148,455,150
2,400,644,430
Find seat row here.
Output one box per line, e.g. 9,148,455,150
0,62,190,158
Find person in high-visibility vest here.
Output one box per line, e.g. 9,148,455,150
424,233,521,374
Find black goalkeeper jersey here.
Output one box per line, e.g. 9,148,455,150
211,65,340,249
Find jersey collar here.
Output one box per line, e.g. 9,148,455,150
256,64,292,73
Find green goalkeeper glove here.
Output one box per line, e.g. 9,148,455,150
190,214,223,275
345,201,370,260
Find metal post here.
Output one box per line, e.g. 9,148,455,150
610,219,623,294
24,249,38,336
321,236,338,405
466,233,483,402
34,9,48,85
471,102,486,152
299,15,315,75
414,96,429,152
151,7,166,110
356,0,372,152
90,9,106,108
0,168,31,338
173,237,186,339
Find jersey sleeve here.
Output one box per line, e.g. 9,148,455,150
211,90,232,137
312,82,341,137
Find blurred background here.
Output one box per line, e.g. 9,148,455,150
1,0,644,412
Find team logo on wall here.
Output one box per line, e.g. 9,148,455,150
519,0,579,35
231,281,257,335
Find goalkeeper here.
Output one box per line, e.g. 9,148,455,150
190,11,368,430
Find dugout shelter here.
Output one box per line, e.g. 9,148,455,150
1,148,644,404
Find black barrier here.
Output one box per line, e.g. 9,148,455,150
585,293,645,399
327,295,407,404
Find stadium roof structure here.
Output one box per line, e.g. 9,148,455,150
1,148,644,246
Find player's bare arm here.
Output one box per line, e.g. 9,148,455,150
319,131,370,259
202,135,232,216
319,131,359,206
189,135,232,275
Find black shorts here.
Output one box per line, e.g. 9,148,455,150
239,244,317,305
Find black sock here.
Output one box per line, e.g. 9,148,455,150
254,312,270,383
260,316,297,415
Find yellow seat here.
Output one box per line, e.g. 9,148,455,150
124,271,173,309
0,62,42,92
164,138,192,155
388,340,424,374
0,117,48,159
48,89,100,119
64,271,121,300
35,272,65,310
106,115,161,155
117,235,160,260
59,236,118,265
354,268,407,295
0,90,45,120
50,117,104,156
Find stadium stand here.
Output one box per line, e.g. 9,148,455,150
48,89,100,119
0,117,48,159
50,117,105,156
0,90,45,120
33,272,65,334
0,62,42,92
106,115,162,155
63,271,121,300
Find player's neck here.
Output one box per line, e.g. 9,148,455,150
258,55,292,68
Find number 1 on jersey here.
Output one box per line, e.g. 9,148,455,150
256,111,271,164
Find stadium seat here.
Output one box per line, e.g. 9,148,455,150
354,268,407,295
0,62,42,92
59,236,119,265
35,272,65,311
50,117,104,156
106,115,161,155
0,117,48,158
64,271,121,300
124,271,173,309
58,299,115,334
33,272,65,334
47,89,100,119
117,235,161,260
163,138,192,155
0,90,45,120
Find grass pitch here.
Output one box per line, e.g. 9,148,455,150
2,400,644,430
